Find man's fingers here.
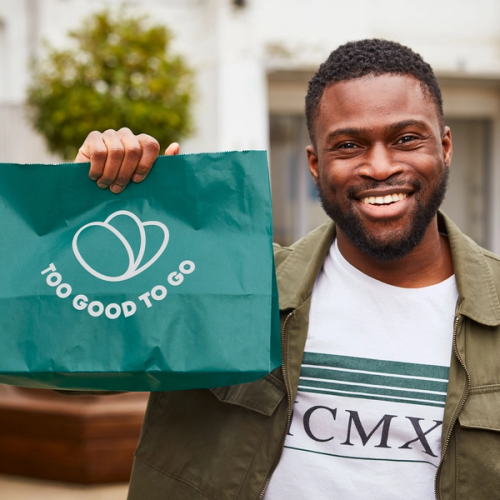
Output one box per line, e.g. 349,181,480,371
75,129,162,192
97,129,126,189
165,142,180,156
76,132,108,182
131,134,161,184
109,128,143,193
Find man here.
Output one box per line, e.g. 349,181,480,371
76,39,500,499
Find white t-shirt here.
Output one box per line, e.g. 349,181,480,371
264,239,459,500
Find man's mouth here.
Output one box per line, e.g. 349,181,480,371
360,193,409,206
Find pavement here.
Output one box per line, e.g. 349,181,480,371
0,474,129,500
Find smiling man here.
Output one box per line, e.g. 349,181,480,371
264,41,458,500
76,39,500,500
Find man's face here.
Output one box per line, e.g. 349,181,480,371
307,74,452,262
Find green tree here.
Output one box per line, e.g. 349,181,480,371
27,9,194,160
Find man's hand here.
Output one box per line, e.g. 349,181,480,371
75,128,180,194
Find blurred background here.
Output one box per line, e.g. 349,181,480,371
1,0,500,497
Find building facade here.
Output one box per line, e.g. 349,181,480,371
2,0,500,251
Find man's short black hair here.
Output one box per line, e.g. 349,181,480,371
305,39,444,143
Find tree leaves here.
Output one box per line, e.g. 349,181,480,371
27,9,194,160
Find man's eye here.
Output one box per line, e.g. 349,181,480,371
397,135,416,144
338,142,358,149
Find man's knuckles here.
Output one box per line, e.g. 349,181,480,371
118,127,133,135
87,130,104,141
123,145,143,159
106,147,125,162
88,147,107,162
138,134,160,152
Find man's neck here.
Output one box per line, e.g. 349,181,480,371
336,217,454,288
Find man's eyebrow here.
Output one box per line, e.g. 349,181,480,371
325,127,370,142
385,119,429,135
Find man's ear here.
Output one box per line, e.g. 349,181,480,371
442,126,452,168
306,145,319,183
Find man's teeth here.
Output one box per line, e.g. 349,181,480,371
361,193,408,205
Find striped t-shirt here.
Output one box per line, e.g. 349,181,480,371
264,240,458,500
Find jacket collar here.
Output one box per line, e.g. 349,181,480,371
278,212,500,326
277,221,335,311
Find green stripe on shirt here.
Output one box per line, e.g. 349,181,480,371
302,352,449,380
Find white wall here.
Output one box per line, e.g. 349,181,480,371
2,0,500,161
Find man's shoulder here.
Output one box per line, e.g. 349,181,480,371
443,212,500,324
480,246,500,280
457,242,500,326
273,242,293,270
481,246,500,263
442,211,500,281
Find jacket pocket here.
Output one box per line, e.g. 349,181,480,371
133,371,287,500
455,385,500,500
209,371,286,416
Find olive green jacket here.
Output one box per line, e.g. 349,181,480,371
128,213,500,500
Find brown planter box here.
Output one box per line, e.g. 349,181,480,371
0,385,148,483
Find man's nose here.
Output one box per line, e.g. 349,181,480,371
358,143,403,180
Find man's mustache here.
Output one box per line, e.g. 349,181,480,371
347,178,422,198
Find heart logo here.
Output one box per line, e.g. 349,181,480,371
72,210,169,282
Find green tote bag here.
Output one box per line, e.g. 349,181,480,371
0,151,280,391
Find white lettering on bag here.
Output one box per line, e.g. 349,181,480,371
122,301,137,318
41,259,195,320
73,294,88,310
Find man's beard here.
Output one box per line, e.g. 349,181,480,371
316,168,449,262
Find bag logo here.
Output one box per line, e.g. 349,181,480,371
41,209,195,320
72,210,169,282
